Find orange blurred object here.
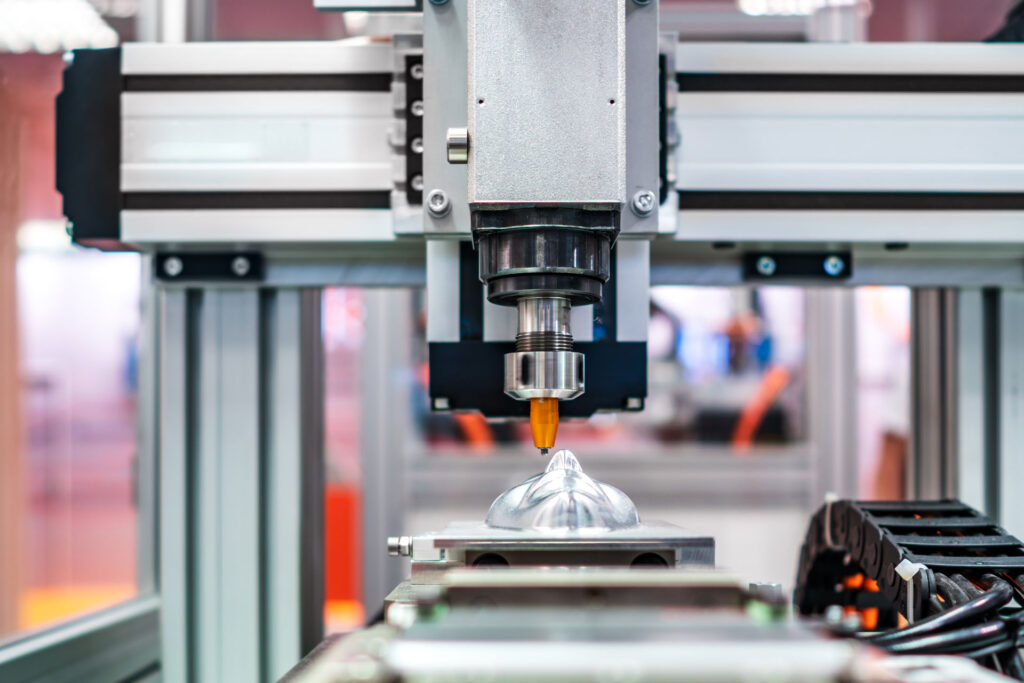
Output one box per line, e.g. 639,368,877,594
731,365,792,453
325,484,361,607
530,398,559,451
453,412,495,452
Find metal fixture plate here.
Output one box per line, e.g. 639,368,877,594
466,0,625,206
409,520,715,568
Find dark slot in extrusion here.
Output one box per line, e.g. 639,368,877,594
124,73,393,92
123,191,391,211
677,73,1024,93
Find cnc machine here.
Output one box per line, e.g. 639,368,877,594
53,0,1024,680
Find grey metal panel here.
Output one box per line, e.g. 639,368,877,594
122,40,394,75
196,290,222,683
620,0,660,235
957,289,987,513
0,597,160,683
121,209,396,246
999,290,1024,532
676,95,1024,194
422,0,470,235
121,92,391,193
158,287,325,681
159,289,191,683
467,0,625,206
215,290,262,683
426,240,460,342
805,289,858,504
265,291,304,678
361,290,413,613
265,290,325,679
616,240,649,343
676,42,1024,75
910,289,957,500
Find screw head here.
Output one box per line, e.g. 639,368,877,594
823,255,846,277
163,256,184,278
409,63,424,80
410,137,424,154
410,100,424,117
426,190,451,218
410,174,424,192
231,256,251,277
631,190,656,216
756,256,777,277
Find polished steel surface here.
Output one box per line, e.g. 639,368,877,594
484,450,640,531
504,350,583,401
515,297,572,352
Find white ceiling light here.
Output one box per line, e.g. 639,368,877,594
738,0,860,16
0,0,118,54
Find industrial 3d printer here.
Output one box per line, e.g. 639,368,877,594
51,0,1024,680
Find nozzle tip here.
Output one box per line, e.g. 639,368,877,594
540,447,549,456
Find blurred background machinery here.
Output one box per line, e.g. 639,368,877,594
1,0,1024,682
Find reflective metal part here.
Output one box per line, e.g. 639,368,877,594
485,450,640,531
445,126,469,164
515,297,572,352
477,224,611,306
504,295,585,400
505,350,583,400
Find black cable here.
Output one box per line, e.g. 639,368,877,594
936,573,971,606
884,621,1008,655
999,649,1024,680
961,639,1018,660
866,581,1014,646
952,574,984,600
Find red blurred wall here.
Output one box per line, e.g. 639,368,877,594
868,0,1013,42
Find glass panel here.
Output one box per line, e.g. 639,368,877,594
322,288,365,633
413,285,809,457
0,223,141,644
855,286,911,500
1,48,143,645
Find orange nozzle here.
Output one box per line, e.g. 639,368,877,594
530,398,559,451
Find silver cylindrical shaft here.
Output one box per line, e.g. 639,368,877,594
506,295,584,400
516,297,573,352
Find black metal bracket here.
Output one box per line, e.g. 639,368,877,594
428,243,647,418
154,253,264,282
404,54,423,206
743,251,852,281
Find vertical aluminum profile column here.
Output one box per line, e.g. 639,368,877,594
909,289,958,501
806,289,858,504
360,289,412,615
998,290,1024,531
158,287,324,683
